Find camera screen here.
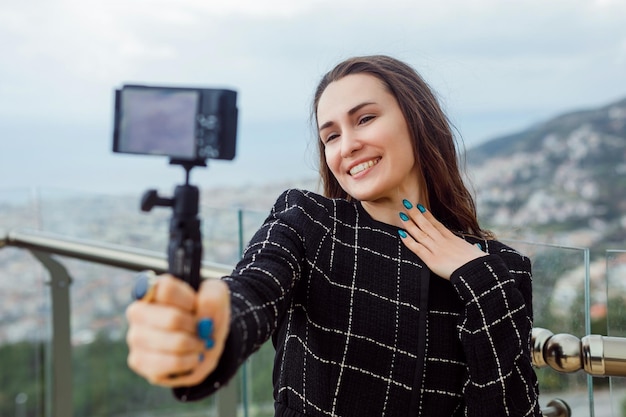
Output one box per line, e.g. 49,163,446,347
116,88,199,159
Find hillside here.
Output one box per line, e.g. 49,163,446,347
465,97,626,254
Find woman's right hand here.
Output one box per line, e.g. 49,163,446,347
125,274,231,388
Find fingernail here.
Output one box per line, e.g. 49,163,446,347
399,212,409,222
475,243,483,251
197,319,215,349
197,318,213,340
417,204,426,213
402,199,413,210
131,270,157,302
398,229,408,238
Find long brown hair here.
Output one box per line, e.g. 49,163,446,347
312,55,491,238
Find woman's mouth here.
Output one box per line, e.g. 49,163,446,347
349,158,380,176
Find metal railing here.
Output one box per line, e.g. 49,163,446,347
532,327,626,377
3,228,626,417
0,229,234,417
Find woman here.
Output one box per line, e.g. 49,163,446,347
126,55,541,416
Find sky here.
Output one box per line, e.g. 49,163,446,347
1,0,625,196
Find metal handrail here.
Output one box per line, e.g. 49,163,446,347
532,327,626,377
0,229,232,278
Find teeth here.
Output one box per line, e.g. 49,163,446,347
350,159,379,175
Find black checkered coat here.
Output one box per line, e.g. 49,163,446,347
175,189,541,416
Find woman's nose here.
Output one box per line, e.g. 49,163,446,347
340,130,363,158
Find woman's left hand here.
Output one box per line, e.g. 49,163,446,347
398,201,487,280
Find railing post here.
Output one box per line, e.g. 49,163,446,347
217,382,238,417
541,399,571,417
238,207,249,417
30,250,73,417
215,208,246,417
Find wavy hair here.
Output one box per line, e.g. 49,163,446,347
312,55,491,238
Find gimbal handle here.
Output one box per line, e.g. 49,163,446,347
141,183,203,291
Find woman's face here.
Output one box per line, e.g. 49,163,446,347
317,73,421,204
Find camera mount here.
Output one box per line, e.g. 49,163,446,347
140,161,205,291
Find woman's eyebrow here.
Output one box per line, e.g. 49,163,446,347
318,101,376,131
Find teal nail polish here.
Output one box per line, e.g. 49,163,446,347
402,199,413,210
398,229,408,238
417,204,426,213
399,212,409,222
197,318,213,339
475,243,483,251
198,319,215,349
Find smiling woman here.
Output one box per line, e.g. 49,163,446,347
316,74,421,213
125,55,542,416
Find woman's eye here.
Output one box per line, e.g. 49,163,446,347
358,115,375,125
325,133,339,143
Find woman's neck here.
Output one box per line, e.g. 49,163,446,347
360,189,427,228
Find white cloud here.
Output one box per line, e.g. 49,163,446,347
1,0,625,192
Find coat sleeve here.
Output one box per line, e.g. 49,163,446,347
174,190,307,401
450,244,542,416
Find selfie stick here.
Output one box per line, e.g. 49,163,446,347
140,161,204,291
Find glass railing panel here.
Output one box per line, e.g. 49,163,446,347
244,341,275,417
0,188,40,230
53,202,268,416
504,240,593,416
607,250,626,417
209,207,273,416
0,187,270,258
1,188,46,416
63,259,218,416
0,246,47,417
0,188,271,416
36,190,172,251
2,188,270,266
199,206,266,267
